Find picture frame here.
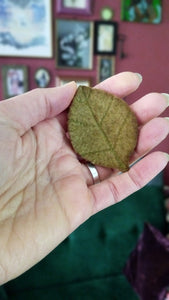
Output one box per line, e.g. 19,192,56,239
94,21,118,55
121,0,162,24
97,56,115,83
0,0,53,57
56,19,93,69
56,76,92,87
57,0,92,15
2,65,28,99
34,68,51,88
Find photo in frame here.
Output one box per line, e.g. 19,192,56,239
2,65,28,99
56,19,93,69
97,56,115,83
121,0,162,24
34,68,51,88
56,76,91,87
0,0,53,57
94,21,118,55
57,0,92,15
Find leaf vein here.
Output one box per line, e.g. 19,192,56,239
85,96,126,169
99,99,114,125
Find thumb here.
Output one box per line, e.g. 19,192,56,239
0,82,77,135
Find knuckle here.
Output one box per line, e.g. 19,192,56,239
107,179,120,204
128,167,143,190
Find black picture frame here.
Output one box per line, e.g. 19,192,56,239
94,21,118,55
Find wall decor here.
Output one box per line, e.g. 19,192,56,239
94,21,118,55
0,0,53,57
97,56,115,83
121,0,162,24
100,6,114,20
57,0,92,15
34,68,51,88
56,76,91,87
56,19,93,69
2,65,28,99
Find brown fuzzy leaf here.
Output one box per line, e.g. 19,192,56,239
68,86,138,172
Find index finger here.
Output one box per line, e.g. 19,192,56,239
95,71,142,97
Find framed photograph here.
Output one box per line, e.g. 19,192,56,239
0,0,52,57
57,0,92,15
97,56,115,83
2,65,28,99
121,0,162,24
94,21,118,55
34,68,51,88
56,19,93,69
56,76,91,87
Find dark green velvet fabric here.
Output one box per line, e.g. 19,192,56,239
0,185,166,299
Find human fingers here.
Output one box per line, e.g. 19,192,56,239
90,151,169,214
0,82,77,135
131,93,169,125
57,72,143,131
95,71,142,98
131,117,169,164
83,117,169,185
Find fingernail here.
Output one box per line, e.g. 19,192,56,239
64,81,76,87
135,73,143,83
162,93,169,106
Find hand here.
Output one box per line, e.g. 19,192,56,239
0,72,168,284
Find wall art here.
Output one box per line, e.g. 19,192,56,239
121,0,162,24
97,56,115,83
56,76,91,87
2,65,28,99
94,21,118,55
0,0,53,57
57,0,92,15
34,67,51,88
56,19,93,69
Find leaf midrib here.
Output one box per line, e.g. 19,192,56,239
85,93,127,170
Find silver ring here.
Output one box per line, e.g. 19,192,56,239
86,162,100,184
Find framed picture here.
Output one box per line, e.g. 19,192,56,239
94,21,118,55
56,76,91,87
57,0,92,15
121,0,162,24
97,56,115,83
34,68,51,88
0,0,52,57
2,65,28,99
56,19,93,69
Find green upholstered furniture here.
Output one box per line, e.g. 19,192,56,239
0,183,166,300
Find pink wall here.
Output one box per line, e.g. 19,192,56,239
0,0,169,183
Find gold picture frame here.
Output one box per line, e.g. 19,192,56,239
55,19,93,70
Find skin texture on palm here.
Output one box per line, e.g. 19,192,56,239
0,72,168,284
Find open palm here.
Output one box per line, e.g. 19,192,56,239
0,72,168,284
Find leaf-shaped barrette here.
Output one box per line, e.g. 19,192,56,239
68,86,138,172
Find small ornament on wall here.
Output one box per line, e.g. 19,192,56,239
34,68,51,88
100,6,114,21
